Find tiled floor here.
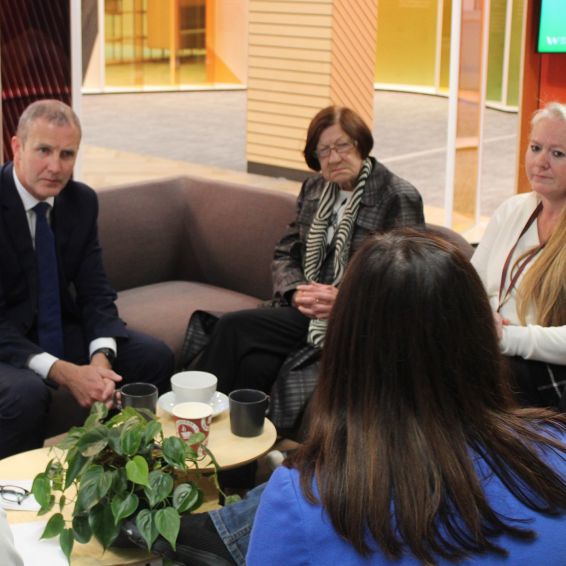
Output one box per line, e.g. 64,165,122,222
79,90,519,240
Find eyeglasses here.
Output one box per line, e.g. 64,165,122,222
315,140,356,159
0,485,30,505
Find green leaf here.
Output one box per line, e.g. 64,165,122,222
137,407,157,422
111,468,128,493
107,426,123,454
60,528,74,564
45,459,64,489
99,470,114,496
144,471,173,508
89,502,120,550
183,443,199,460
126,455,149,486
76,426,109,457
64,449,89,489
37,495,56,516
120,425,143,456
59,494,66,512
136,508,159,550
172,482,202,513
155,507,180,551
162,436,187,469
56,427,84,451
111,492,139,524
41,512,65,539
72,514,92,544
107,408,143,427
32,473,52,509
84,402,108,428
186,431,206,447
80,464,104,484
143,420,162,445
76,468,113,512
224,494,242,505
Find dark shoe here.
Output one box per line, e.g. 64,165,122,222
120,513,236,566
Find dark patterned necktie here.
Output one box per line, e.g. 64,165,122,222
33,202,64,358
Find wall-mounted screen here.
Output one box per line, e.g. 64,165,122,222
538,0,566,53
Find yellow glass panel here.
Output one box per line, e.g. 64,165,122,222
486,0,506,102
375,0,438,87
438,0,452,93
506,0,524,107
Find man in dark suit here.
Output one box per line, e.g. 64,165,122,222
0,99,174,458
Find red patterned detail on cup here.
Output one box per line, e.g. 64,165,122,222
176,418,210,443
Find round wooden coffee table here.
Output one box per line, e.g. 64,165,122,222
0,410,276,565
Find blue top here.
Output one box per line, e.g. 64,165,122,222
247,434,566,565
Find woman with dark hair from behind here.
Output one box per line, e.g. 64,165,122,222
247,229,566,565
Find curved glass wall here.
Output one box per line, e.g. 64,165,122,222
83,0,246,92
375,0,523,110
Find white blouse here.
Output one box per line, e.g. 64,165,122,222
471,192,566,365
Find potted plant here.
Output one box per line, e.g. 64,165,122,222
32,402,225,563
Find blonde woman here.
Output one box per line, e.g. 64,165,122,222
472,101,566,408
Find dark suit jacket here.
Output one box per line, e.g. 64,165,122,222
0,162,127,368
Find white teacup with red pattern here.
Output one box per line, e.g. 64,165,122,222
172,402,213,456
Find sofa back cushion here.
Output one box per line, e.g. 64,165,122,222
97,175,298,300
179,176,297,300
97,177,189,292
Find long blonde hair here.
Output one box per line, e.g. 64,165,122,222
517,102,566,326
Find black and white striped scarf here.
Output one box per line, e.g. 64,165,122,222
303,157,373,346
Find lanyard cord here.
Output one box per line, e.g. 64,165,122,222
497,202,544,312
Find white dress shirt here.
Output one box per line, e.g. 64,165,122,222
12,169,116,378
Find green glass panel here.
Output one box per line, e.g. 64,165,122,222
486,0,506,103
506,0,524,107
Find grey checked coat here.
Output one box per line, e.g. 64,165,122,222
268,157,424,434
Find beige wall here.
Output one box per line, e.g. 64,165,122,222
247,0,376,176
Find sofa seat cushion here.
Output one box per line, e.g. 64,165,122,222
116,281,262,366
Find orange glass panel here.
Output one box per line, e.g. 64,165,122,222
452,0,486,229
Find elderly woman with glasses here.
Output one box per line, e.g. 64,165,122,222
189,105,424,433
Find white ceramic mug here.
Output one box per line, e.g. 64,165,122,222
171,371,217,404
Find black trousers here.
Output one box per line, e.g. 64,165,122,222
193,307,310,394
0,325,174,458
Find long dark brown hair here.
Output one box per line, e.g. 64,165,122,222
290,229,566,564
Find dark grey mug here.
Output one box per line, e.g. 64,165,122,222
119,382,159,415
229,389,269,437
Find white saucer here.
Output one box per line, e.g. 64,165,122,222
158,391,229,418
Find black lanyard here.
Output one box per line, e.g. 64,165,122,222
497,203,544,312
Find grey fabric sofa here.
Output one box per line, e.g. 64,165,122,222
45,174,474,438
45,175,297,437
98,175,298,366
